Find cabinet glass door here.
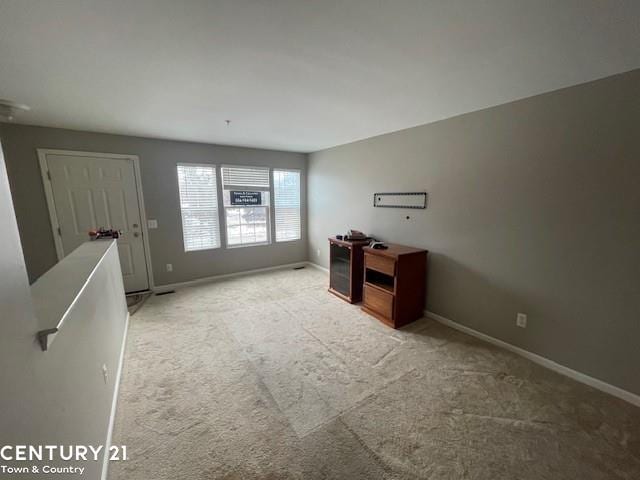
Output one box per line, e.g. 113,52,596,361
330,243,350,297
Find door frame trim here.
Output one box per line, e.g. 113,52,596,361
37,149,155,291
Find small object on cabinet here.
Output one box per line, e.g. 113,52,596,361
344,229,368,241
369,241,387,250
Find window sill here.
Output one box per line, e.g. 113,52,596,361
226,241,271,249
184,246,221,253
275,237,302,243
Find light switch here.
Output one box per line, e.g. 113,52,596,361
147,219,158,229
516,313,527,328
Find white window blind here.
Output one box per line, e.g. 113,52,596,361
222,166,270,189
222,165,271,247
273,169,301,242
177,164,221,251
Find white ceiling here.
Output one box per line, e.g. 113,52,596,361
1,1,639,153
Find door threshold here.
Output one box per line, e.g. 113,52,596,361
125,289,152,296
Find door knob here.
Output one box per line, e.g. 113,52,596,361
133,223,139,228
133,232,140,237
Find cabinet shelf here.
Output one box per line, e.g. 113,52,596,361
365,268,394,293
364,280,394,294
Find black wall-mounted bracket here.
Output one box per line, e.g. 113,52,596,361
373,192,427,209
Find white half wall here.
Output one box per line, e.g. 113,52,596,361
0,140,129,478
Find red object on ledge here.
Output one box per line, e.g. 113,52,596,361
88,228,120,240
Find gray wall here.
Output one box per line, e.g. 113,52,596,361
0,124,307,286
1,143,128,479
308,69,640,396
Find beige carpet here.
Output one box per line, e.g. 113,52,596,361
109,267,640,479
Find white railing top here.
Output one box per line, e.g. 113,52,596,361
31,240,116,350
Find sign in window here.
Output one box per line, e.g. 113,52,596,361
222,166,271,247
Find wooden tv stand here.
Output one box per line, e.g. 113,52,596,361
361,243,427,328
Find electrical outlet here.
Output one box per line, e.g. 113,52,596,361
316,248,321,257
166,263,173,272
147,219,158,229
102,364,108,384
516,313,527,328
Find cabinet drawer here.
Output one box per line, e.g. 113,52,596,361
363,285,394,320
365,253,395,276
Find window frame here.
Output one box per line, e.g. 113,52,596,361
272,168,302,243
221,164,272,249
176,162,222,252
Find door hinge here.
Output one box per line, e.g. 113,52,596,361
47,171,52,181
57,226,62,236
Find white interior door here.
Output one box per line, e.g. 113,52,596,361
41,151,150,292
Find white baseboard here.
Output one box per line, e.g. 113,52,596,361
153,262,309,293
425,310,640,408
306,261,329,274
101,311,130,480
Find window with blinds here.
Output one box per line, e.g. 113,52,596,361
222,165,271,247
176,164,221,252
273,169,301,242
